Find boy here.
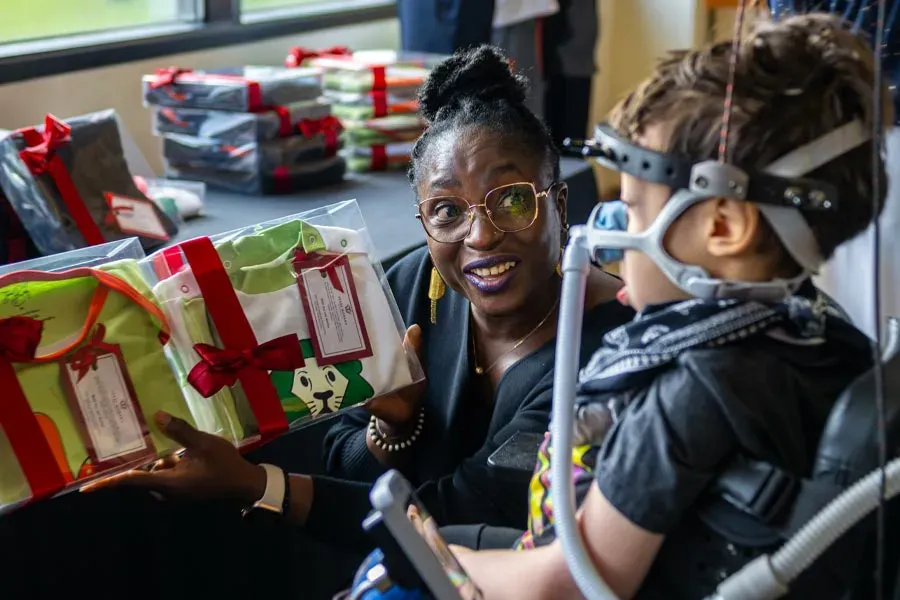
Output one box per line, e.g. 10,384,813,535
454,13,883,599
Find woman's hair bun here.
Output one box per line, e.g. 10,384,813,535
418,45,529,122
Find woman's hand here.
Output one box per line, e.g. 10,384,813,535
81,411,266,506
364,324,426,429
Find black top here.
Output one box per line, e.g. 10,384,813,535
590,335,871,598
305,245,633,546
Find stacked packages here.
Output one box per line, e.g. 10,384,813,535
289,49,444,173
0,111,179,258
0,200,423,512
142,66,347,194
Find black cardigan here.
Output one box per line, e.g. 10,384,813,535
305,246,633,546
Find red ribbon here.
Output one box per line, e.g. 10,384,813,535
371,145,388,171
0,316,68,501
297,115,343,156
149,68,263,111
188,334,305,398
180,237,289,439
295,250,345,294
17,115,105,247
68,324,116,382
285,45,352,68
272,166,291,194
271,105,293,137
371,90,388,118
150,67,193,89
370,65,387,91
0,316,42,360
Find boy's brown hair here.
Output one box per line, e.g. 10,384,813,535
610,13,889,263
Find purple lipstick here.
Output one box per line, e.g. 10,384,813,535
463,255,520,294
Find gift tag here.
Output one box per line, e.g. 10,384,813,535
293,252,373,366
104,193,170,241
60,342,155,467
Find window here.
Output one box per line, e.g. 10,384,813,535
242,0,333,11
0,0,395,85
0,0,202,45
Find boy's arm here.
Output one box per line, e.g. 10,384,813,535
458,485,663,600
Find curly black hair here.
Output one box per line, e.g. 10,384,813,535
408,45,560,192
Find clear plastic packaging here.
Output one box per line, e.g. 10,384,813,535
151,99,334,145
343,114,426,146
141,177,206,221
0,238,198,513
164,156,347,195
0,190,38,266
142,200,425,448
323,64,428,94
0,111,179,256
342,142,413,173
161,131,340,174
327,90,419,121
142,66,323,112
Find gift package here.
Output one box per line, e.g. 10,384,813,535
287,48,443,173
143,199,424,444
0,238,197,512
142,66,347,194
0,200,423,513
0,112,180,257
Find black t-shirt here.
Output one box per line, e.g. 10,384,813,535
590,334,871,597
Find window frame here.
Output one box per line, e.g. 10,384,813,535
0,0,396,85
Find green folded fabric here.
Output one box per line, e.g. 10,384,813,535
0,259,194,507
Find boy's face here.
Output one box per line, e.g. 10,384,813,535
618,126,711,311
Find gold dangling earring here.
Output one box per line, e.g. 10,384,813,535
428,263,445,324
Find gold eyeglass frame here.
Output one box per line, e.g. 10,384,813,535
415,182,557,244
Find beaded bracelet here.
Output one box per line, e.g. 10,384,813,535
367,407,425,452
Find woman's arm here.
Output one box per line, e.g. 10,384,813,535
322,248,430,480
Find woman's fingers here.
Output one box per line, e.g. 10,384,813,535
153,411,210,451
79,468,176,494
404,324,424,360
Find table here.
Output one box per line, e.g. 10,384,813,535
169,157,599,268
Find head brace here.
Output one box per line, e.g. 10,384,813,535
566,120,870,301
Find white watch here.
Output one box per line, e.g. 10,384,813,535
242,463,286,517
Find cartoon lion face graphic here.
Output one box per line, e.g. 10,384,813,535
270,338,374,425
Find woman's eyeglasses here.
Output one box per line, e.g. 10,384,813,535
416,182,554,244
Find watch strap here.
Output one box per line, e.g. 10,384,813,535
242,463,286,517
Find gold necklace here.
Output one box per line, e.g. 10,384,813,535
471,298,560,375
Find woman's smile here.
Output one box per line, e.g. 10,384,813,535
463,255,521,294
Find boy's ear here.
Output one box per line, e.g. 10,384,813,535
706,198,762,258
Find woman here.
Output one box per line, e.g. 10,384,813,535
2,46,630,599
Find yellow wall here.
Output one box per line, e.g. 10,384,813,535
0,19,400,173
591,0,710,194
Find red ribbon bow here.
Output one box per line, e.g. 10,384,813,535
68,324,115,382
297,115,343,155
0,316,43,362
18,115,71,175
151,67,192,89
285,46,352,68
188,334,305,398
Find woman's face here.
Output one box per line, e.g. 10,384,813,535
416,125,565,317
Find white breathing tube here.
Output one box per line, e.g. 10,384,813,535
712,456,900,599
550,226,620,600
